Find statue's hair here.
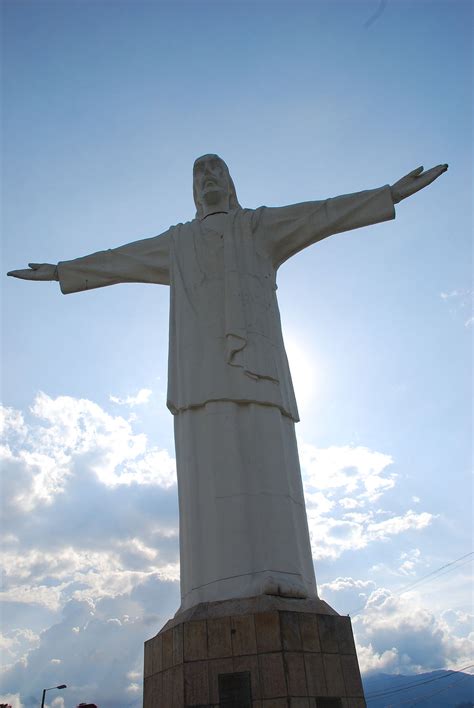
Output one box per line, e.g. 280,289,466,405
193,154,241,218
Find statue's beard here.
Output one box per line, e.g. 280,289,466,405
200,187,229,208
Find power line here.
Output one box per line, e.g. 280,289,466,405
365,663,474,700
348,551,473,618
393,552,474,595
388,671,473,706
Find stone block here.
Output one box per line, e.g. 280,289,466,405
336,617,356,655
234,653,261,699
231,614,257,656
317,615,338,654
162,629,174,669
143,638,153,678
162,665,184,707
208,616,232,658
281,611,302,651
255,611,282,652
284,652,307,696
173,623,184,665
184,660,209,705
340,655,363,697
259,652,287,698
184,620,208,661
341,699,366,708
298,613,321,653
151,633,163,674
323,654,345,697
304,652,327,697
208,657,234,704
144,602,366,707
143,672,163,705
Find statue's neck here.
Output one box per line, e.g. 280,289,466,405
199,193,230,220
201,209,229,220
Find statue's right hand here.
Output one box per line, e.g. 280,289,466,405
7,263,58,281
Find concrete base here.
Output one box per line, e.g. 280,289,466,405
143,596,366,707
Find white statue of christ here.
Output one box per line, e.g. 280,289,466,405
8,156,447,611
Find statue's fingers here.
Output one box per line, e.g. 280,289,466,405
7,269,35,279
28,263,41,270
422,165,448,183
408,166,424,177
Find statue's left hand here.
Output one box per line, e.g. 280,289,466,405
7,263,58,281
391,164,448,204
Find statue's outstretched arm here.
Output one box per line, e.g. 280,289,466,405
7,230,171,293
7,263,58,281
390,164,448,203
260,162,448,267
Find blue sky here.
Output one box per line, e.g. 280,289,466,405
1,1,472,706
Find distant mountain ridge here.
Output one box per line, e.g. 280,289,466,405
362,669,474,707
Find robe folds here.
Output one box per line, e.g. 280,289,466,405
57,186,395,609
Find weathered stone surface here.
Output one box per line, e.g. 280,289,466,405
304,652,327,697
336,617,356,655
162,629,173,669
208,615,232,658
234,653,261,700
164,595,338,631
284,651,307,696
231,614,258,656
259,652,287,698
341,654,364,697
208,657,234,703
342,698,366,708
143,603,366,706
318,615,339,654
255,611,282,652
143,673,162,705
281,611,303,651
184,619,208,661
173,623,183,665
299,613,321,653
323,653,345,697
184,659,209,705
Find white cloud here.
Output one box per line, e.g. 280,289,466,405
300,444,395,502
0,694,23,708
110,388,153,406
440,288,473,327
298,443,434,560
319,575,474,676
0,394,181,705
355,588,474,674
399,548,422,575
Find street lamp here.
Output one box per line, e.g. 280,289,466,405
40,685,67,708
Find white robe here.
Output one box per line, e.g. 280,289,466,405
57,186,395,609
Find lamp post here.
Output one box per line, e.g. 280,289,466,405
40,684,67,708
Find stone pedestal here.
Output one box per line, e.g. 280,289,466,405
144,596,366,707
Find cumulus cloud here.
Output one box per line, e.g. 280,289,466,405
356,588,474,674
299,444,434,560
0,393,181,706
109,387,153,406
320,576,474,676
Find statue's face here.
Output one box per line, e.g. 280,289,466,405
193,154,230,208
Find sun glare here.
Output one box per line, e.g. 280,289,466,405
284,333,319,413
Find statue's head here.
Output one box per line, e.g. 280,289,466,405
193,154,241,218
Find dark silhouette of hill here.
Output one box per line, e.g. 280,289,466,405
363,669,473,707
